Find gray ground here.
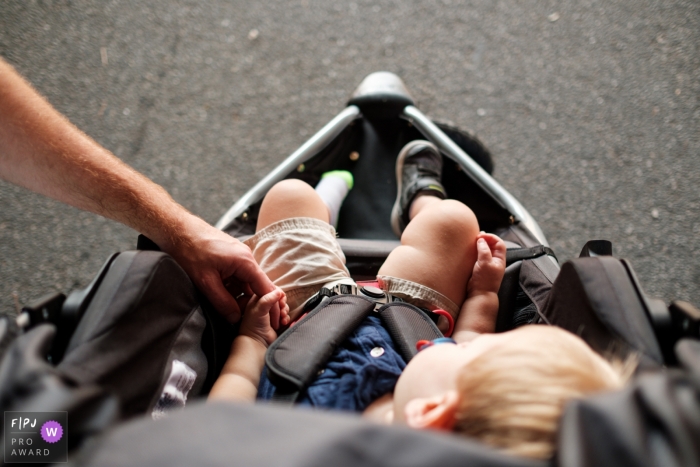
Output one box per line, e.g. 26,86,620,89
1,0,698,315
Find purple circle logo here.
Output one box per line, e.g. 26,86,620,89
40,420,63,444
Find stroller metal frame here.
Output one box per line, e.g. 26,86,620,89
215,73,548,248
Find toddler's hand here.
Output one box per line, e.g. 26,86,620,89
239,287,290,347
467,233,506,296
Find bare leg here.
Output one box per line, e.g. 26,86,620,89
378,197,479,307
408,192,442,219
256,179,329,231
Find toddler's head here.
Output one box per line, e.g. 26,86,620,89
392,325,631,459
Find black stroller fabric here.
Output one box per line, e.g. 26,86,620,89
0,250,212,461
541,257,664,367
64,338,700,467
72,402,546,467
70,354,700,467
2,252,699,466
0,323,118,456
494,224,559,331
56,250,208,419
557,340,700,467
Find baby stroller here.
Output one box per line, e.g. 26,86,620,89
1,73,698,467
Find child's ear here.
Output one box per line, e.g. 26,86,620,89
404,390,459,431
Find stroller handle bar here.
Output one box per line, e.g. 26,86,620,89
402,106,549,246
215,104,549,248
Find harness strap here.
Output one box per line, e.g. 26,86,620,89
265,295,445,404
270,390,300,404
378,303,443,362
506,245,557,265
266,295,375,398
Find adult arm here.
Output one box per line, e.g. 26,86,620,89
0,57,273,322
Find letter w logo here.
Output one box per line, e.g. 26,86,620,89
46,428,58,437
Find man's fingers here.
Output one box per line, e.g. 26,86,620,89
237,257,276,298
201,275,242,323
236,294,251,315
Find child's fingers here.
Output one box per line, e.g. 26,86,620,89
280,292,287,309
276,290,289,326
492,242,506,264
478,233,506,262
476,237,493,263
486,234,506,262
477,232,498,247
278,301,290,326
257,288,283,327
270,302,281,330
281,304,291,325
253,289,281,311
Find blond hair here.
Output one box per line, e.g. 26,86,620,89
453,326,633,460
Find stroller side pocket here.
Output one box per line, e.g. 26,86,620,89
541,257,664,367
56,251,207,419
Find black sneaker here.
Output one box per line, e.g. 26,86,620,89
390,140,446,236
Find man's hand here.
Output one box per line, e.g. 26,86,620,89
239,288,290,347
161,215,279,324
0,58,276,325
466,233,507,297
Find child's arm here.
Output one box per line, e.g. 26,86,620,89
452,233,506,343
208,288,289,402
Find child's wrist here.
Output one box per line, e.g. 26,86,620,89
452,330,481,344
467,288,499,300
235,333,270,351
211,334,268,402
456,292,499,335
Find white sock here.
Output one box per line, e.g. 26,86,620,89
315,170,354,227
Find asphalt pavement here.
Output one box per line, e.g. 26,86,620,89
1,0,698,315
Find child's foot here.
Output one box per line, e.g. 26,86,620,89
390,140,446,236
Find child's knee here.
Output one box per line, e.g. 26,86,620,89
266,179,316,204
259,179,329,225
429,200,479,238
